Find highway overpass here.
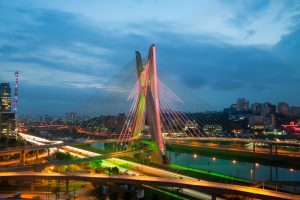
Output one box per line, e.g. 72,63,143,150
0,172,298,200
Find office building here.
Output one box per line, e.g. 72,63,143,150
251,103,262,115
277,102,289,116
0,112,16,139
262,102,276,115
236,98,249,112
0,83,11,112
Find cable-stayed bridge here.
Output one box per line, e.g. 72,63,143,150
17,44,235,164
2,45,299,200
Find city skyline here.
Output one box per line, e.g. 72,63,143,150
0,1,300,115
0,2,300,199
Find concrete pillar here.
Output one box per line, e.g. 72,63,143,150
35,150,39,161
276,166,278,191
66,180,69,194
253,162,256,182
31,180,35,191
269,144,273,160
270,166,273,181
253,142,256,153
211,194,216,200
47,148,50,157
20,150,26,165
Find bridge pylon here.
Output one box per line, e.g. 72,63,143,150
124,44,168,164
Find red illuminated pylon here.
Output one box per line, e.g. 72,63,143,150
128,45,167,163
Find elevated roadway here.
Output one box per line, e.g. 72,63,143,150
0,172,298,200
165,137,300,147
1,135,299,156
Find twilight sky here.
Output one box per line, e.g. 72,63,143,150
0,0,300,115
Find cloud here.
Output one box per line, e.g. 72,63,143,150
212,80,244,91
0,1,300,114
2,1,300,45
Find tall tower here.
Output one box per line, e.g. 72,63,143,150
13,70,19,112
133,44,167,164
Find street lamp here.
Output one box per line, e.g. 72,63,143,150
193,154,197,159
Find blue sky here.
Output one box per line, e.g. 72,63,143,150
0,0,300,115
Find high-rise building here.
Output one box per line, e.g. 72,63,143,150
251,103,262,115
249,115,264,130
0,83,11,112
249,114,275,131
264,114,276,131
277,102,289,116
0,112,16,139
203,124,222,134
290,106,300,117
262,102,276,115
65,112,77,124
229,103,237,115
236,98,249,112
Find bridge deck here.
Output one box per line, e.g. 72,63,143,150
0,172,298,200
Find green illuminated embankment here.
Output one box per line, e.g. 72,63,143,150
169,163,245,182
140,140,158,151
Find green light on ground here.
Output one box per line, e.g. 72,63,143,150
140,140,159,151
169,163,245,182
89,160,102,168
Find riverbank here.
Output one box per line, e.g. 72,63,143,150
166,143,300,169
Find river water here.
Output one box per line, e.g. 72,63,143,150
168,151,299,182
92,142,299,191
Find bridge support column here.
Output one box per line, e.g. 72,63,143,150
269,144,273,160
35,150,39,161
252,162,256,182
275,166,278,191
31,180,35,191
66,180,69,194
20,150,26,165
270,166,273,181
211,194,216,200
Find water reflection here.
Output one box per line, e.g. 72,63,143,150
168,151,299,183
